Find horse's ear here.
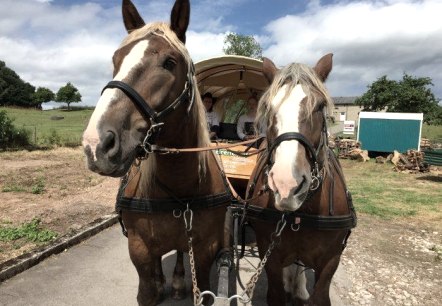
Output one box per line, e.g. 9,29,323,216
122,0,145,33
170,0,190,43
314,53,333,82
263,57,278,84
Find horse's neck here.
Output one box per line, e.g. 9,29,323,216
125,106,226,198
303,152,350,216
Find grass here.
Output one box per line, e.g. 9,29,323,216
341,159,442,220
421,124,442,142
1,107,93,147
0,218,58,243
2,176,46,194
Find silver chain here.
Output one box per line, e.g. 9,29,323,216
179,205,202,305
188,235,202,305
239,214,287,303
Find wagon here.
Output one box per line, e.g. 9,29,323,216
195,55,268,196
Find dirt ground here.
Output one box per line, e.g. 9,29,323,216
0,147,120,264
0,147,441,305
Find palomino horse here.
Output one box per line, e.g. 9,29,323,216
245,54,356,305
82,0,230,305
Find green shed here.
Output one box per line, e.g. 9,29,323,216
357,112,423,153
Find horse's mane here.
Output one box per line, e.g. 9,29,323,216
257,62,334,173
125,23,210,194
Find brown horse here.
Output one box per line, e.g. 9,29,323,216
82,1,230,305
244,54,356,305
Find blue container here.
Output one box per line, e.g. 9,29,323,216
357,112,423,153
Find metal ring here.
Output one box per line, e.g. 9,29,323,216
291,223,300,232
173,209,182,218
198,291,217,305
310,176,320,191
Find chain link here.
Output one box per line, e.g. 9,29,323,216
188,236,202,305
238,215,287,303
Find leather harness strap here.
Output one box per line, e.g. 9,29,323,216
240,192,357,230
116,192,232,214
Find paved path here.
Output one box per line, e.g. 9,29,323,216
0,225,350,305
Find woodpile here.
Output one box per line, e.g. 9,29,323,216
334,138,370,162
420,138,432,150
387,150,429,172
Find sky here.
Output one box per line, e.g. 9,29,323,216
0,0,441,106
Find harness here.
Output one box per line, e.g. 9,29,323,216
102,54,357,303
102,62,196,154
242,111,357,244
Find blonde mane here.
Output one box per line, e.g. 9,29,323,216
257,62,334,172
125,23,210,194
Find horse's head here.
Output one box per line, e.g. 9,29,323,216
82,0,196,177
258,54,333,211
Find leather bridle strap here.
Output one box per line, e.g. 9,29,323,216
267,132,318,166
102,80,190,124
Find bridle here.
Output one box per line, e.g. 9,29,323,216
266,109,329,194
101,61,196,154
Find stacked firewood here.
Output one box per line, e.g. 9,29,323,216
387,150,429,172
333,138,369,161
420,138,432,150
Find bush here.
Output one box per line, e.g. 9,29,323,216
41,129,62,146
0,110,31,149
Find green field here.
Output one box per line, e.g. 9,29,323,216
1,107,93,146
421,124,442,141
2,107,442,147
342,159,441,221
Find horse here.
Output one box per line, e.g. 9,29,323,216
82,1,230,305
244,54,357,305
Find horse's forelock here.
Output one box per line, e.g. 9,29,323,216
257,62,334,173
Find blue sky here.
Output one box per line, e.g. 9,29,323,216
1,0,441,106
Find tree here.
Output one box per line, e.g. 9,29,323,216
356,74,441,124
32,87,55,109
223,33,263,59
0,61,35,107
55,82,81,110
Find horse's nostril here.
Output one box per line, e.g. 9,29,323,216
101,131,117,157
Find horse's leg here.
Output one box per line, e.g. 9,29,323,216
283,264,310,305
264,256,287,306
171,251,187,300
127,236,160,306
308,254,341,306
154,256,166,302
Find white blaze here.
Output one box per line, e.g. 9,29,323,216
273,84,306,172
82,40,150,160
269,84,306,199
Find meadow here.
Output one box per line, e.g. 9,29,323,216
2,106,442,149
1,107,93,147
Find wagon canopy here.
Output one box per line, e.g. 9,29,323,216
195,56,267,122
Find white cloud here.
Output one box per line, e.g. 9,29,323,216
1,0,441,108
263,0,442,97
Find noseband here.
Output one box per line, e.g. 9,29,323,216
101,62,196,153
266,111,328,192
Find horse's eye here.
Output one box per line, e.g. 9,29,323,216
163,58,176,71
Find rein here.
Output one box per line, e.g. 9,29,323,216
146,137,266,155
